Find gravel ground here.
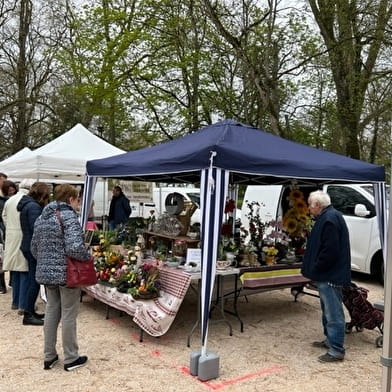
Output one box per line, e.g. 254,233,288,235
0,271,385,392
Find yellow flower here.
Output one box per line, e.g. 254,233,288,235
284,218,298,234
297,214,310,224
289,189,304,200
264,246,278,256
294,200,308,212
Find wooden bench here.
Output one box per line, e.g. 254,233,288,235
224,263,318,332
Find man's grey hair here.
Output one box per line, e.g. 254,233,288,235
308,190,331,209
19,178,35,190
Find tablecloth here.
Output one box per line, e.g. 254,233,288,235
84,266,191,337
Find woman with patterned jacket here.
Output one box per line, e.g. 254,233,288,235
31,184,90,372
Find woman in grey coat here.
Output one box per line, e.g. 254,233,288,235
31,184,91,372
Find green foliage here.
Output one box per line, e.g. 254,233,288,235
0,0,390,175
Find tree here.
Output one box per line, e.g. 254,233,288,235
308,0,392,159
0,0,69,158
200,0,320,137
57,0,156,146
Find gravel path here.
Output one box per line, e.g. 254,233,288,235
0,271,385,392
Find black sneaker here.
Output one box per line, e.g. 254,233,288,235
64,356,88,371
318,353,344,363
44,355,59,370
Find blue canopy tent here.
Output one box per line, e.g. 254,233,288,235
82,119,386,380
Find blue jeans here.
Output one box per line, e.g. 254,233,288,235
22,250,41,314
317,281,345,358
11,271,29,310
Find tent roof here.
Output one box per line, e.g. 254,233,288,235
0,147,33,170
87,119,385,185
2,124,125,182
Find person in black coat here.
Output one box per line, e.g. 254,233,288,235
17,182,50,326
107,186,132,230
301,190,351,363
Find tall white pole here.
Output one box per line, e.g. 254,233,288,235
381,121,392,391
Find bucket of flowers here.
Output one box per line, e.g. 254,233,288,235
263,245,279,265
128,262,161,299
282,186,313,254
92,234,126,284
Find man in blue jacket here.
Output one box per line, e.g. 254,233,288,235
301,190,351,363
107,186,132,230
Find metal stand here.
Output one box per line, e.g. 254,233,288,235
187,274,233,347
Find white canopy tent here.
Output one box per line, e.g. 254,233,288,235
0,147,34,176
0,124,125,183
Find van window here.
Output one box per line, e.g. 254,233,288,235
327,186,376,217
361,185,390,205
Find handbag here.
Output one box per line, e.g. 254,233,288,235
55,209,97,287
66,255,97,287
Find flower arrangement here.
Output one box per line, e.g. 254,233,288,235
263,245,278,256
92,234,124,282
93,250,125,283
263,244,278,265
282,187,312,239
224,199,236,214
264,220,291,246
91,232,161,298
127,263,161,299
241,200,266,250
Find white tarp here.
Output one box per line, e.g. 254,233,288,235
0,147,33,171
0,124,125,183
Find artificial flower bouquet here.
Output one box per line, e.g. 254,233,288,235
262,245,279,256
127,262,161,299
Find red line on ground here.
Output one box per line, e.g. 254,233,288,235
179,366,191,375
107,318,122,326
106,318,283,389
177,364,283,390
202,365,283,390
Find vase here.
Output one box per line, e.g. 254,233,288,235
225,252,236,264
248,253,258,266
265,255,276,265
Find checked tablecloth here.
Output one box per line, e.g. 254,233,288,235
84,266,191,337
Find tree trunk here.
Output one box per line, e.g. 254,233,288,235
16,0,32,151
308,0,391,159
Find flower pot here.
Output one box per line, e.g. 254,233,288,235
265,255,276,265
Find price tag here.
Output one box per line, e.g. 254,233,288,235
186,248,201,267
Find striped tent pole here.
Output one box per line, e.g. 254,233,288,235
80,175,97,229
199,152,229,355
381,176,392,391
374,182,388,263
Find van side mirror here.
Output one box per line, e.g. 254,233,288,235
354,204,370,217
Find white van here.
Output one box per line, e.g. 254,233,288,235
242,184,387,281
91,183,202,223
152,187,201,224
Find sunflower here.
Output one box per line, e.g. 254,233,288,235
297,213,310,224
294,200,308,212
284,218,298,234
289,189,304,200
282,209,297,223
